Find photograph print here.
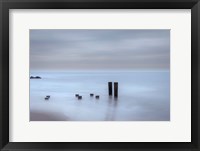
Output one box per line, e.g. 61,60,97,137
30,29,170,121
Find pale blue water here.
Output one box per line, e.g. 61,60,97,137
30,71,170,121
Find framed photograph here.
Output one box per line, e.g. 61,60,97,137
0,0,199,151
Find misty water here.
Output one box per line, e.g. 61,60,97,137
30,71,170,121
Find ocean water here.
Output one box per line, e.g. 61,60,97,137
30,71,170,121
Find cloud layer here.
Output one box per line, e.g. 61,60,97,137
30,29,170,71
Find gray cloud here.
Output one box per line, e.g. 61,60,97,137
30,29,170,71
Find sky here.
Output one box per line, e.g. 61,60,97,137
30,29,170,71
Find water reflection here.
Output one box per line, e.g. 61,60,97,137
105,96,119,121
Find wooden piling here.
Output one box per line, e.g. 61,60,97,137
45,97,49,100
108,82,112,96
78,96,82,100
114,82,118,98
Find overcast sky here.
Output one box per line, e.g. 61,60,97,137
30,29,170,71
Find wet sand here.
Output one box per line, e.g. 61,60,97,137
30,110,70,121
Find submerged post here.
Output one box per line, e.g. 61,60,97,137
108,82,112,96
114,82,118,98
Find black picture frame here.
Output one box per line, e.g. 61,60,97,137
0,0,199,151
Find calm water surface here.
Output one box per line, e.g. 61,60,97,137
30,71,170,121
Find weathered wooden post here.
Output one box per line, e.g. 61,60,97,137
114,82,118,98
108,82,112,96
78,96,82,100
